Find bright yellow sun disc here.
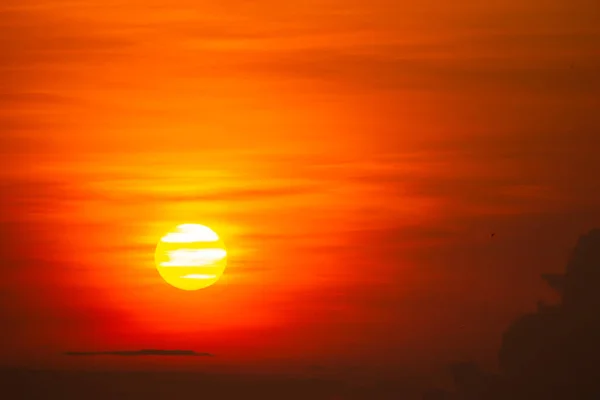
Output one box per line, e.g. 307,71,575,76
155,224,227,290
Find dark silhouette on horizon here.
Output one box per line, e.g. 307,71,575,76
424,228,600,399
5,229,600,399
64,349,213,357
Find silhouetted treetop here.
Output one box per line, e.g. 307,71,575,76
425,228,600,400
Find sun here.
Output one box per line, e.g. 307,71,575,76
155,224,227,291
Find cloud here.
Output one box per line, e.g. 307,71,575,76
112,185,321,203
64,349,213,357
239,36,600,96
0,8,135,68
0,92,79,106
424,228,600,399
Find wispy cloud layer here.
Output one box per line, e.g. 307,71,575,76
1,0,599,372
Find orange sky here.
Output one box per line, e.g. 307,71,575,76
1,0,600,376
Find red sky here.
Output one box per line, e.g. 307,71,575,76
1,0,599,376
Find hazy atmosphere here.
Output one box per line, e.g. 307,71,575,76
1,0,599,398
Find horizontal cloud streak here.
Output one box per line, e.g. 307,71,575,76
64,349,213,357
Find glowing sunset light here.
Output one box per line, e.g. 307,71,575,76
4,0,600,392
181,274,218,280
160,249,227,267
160,224,220,243
155,224,227,290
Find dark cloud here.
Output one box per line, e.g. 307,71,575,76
64,349,213,357
0,174,320,229
339,137,600,216
0,10,134,68
0,178,82,225
24,179,322,207
242,39,600,95
424,228,600,399
0,115,63,133
115,185,320,203
0,92,80,106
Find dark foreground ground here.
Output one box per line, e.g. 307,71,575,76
5,229,600,400
1,369,426,400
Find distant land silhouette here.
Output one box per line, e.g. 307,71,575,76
0,369,422,399
64,349,213,357
6,229,600,399
424,228,600,399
